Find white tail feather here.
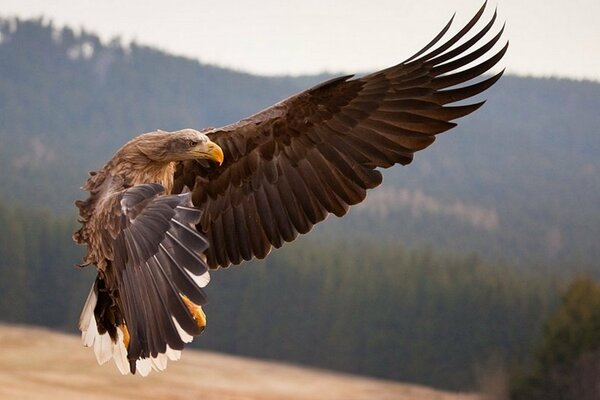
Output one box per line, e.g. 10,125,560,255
94,332,113,365
79,286,96,332
81,316,97,348
112,328,130,375
79,283,192,376
80,286,98,348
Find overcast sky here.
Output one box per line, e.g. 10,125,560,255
2,0,599,81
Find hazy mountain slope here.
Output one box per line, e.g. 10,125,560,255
0,17,598,266
0,18,328,210
322,76,600,267
0,324,478,400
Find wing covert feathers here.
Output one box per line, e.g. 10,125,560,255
172,3,507,269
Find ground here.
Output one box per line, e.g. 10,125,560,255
0,324,480,400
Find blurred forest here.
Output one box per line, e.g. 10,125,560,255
510,278,600,400
0,203,561,390
0,17,599,393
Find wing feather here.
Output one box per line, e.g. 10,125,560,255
101,184,209,373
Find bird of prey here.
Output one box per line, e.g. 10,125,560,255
74,3,507,376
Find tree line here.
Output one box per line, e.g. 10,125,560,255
0,201,564,390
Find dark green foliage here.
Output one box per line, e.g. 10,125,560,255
0,204,560,390
0,201,92,327
0,203,28,321
199,238,560,390
510,277,600,400
0,17,328,211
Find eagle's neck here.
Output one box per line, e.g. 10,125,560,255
116,159,176,194
103,139,177,194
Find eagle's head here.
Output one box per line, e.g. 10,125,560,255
128,128,224,165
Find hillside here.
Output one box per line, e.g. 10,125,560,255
0,325,478,400
1,17,599,266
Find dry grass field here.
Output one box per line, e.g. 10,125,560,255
0,324,480,400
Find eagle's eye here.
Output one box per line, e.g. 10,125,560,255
188,140,198,147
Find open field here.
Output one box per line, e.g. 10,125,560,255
0,324,479,400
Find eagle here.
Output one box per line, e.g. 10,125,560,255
74,3,507,376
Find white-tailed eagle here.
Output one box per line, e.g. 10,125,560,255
74,3,507,375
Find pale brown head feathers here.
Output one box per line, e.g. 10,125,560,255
119,129,223,164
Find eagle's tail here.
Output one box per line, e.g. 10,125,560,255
79,279,131,375
79,277,187,376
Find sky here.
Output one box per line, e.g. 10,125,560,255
2,0,599,81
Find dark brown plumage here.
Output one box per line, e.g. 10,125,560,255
75,3,507,375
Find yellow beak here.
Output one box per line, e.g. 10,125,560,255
204,140,224,166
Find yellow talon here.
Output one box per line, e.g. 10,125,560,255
121,324,130,349
180,294,207,329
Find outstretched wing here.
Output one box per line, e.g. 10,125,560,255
173,3,507,269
